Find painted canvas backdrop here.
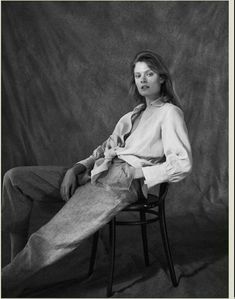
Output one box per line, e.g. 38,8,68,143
1,2,228,297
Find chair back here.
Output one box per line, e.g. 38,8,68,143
158,182,169,204
136,180,169,207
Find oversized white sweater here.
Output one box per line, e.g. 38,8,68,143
78,99,192,190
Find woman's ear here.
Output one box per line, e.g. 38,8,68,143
160,76,165,84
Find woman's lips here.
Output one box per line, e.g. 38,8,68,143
141,85,149,90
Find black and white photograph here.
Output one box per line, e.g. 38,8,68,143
1,1,230,298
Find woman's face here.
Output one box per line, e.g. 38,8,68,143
134,61,163,101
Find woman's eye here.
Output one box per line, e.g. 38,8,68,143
135,74,141,79
147,72,154,77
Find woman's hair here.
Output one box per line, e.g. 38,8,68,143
129,50,181,108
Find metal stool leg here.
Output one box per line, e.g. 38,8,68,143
159,201,178,287
139,211,150,266
107,218,116,297
88,231,99,277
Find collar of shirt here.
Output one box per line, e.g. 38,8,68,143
147,96,165,108
133,97,165,112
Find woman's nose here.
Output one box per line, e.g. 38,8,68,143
141,75,147,83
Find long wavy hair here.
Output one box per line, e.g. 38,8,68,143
129,50,181,108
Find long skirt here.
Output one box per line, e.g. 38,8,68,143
1,159,140,297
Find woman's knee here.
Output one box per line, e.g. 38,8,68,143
3,167,30,186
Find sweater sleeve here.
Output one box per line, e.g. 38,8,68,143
142,106,192,188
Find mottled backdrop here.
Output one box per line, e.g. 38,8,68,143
1,2,228,297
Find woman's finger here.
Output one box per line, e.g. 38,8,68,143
62,188,67,202
68,185,72,199
64,186,70,202
70,182,76,197
60,184,66,201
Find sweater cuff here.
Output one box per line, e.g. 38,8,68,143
142,163,169,189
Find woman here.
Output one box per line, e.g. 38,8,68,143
1,50,192,297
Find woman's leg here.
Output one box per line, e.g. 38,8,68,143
1,181,139,298
9,233,28,261
2,166,67,259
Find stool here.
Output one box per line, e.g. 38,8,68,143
88,182,178,297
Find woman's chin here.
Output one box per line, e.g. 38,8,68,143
138,90,150,97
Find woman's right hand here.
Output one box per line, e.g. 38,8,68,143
60,163,86,202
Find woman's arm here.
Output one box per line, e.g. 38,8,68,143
61,137,111,201
141,106,192,188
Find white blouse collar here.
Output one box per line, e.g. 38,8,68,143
148,97,165,107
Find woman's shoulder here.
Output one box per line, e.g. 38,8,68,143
119,110,133,121
162,102,184,118
132,103,146,114
119,103,145,119
159,103,185,127
115,111,133,127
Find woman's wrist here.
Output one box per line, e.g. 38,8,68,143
72,163,87,175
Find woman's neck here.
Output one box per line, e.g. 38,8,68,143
145,95,162,107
